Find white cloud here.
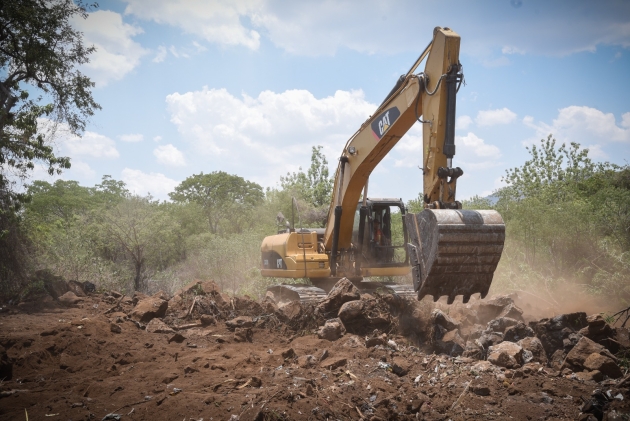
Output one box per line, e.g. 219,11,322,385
123,0,261,50
72,10,147,86
153,136,163,142
457,132,502,158
476,108,517,127
122,1,630,58
121,168,179,198
58,129,119,159
69,160,97,179
524,106,630,145
166,87,375,186
153,46,167,63
119,133,144,142
457,115,473,130
153,144,186,167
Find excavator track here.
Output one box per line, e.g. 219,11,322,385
404,209,505,304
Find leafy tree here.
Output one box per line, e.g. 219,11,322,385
0,0,100,206
0,0,99,295
280,146,333,208
169,171,264,234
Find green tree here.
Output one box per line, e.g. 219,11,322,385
170,171,264,234
280,145,333,208
0,0,99,295
0,0,100,206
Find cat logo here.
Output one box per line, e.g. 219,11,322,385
371,106,401,140
276,258,284,269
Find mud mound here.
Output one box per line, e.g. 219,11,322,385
0,277,628,420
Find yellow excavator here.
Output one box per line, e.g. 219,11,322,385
261,27,505,304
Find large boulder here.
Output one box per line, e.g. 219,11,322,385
583,353,623,379
338,300,364,324
530,312,588,357
503,322,535,343
435,329,465,357
36,270,69,299
67,280,86,297
278,301,303,322
487,341,524,369
565,336,617,370
486,317,519,334
131,297,168,323
316,278,360,315
478,332,504,349
432,309,460,331
477,295,520,324
518,336,548,365
462,340,485,360
58,291,84,306
317,318,346,341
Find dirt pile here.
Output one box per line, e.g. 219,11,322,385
0,277,628,420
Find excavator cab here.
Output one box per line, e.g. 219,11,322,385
352,199,409,268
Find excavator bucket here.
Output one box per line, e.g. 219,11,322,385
404,209,505,304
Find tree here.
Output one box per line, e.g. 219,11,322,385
0,0,100,205
280,146,333,208
170,171,264,234
0,0,99,295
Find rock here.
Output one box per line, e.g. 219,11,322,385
67,280,86,297
574,370,604,383
298,355,317,368
317,318,345,341
549,349,566,371
498,303,524,321
162,374,178,384
487,341,523,369
503,322,535,343
131,297,168,323
565,336,616,370
435,329,465,356
132,292,149,305
431,309,460,331
168,333,186,344
470,360,496,373
338,300,364,323
583,353,623,379
184,366,199,374
472,385,490,396
110,323,122,334
225,316,253,330
233,328,253,343
199,280,221,295
517,337,547,365
110,291,123,299
530,312,588,357
486,317,519,333
278,301,302,321
37,270,69,300
476,295,515,323
366,336,387,348
200,315,215,326
478,332,504,349
281,348,296,359
320,357,347,370
316,278,360,314
82,281,96,293
460,324,484,341
462,340,485,360
261,295,278,314
146,319,175,334
152,290,169,301
58,291,83,306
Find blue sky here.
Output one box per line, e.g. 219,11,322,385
35,0,630,202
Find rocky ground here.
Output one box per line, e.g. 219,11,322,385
0,276,629,421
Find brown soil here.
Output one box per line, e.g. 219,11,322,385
0,291,628,421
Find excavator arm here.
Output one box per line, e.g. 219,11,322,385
324,27,505,302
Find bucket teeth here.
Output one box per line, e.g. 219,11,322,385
404,209,505,304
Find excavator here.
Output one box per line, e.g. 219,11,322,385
261,27,505,305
